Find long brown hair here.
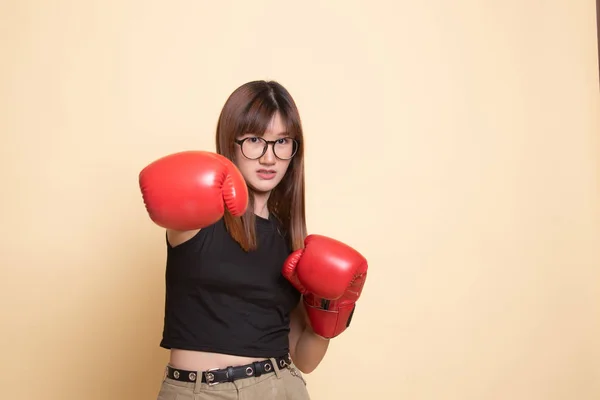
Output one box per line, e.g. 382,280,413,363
215,80,307,252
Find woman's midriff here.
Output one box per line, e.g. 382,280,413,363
169,349,270,371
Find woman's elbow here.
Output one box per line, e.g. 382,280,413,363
294,363,316,375
293,357,322,374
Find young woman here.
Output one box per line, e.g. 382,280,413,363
139,80,368,400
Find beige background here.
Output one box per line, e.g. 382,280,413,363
1,1,599,399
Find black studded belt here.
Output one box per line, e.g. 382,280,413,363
166,354,291,386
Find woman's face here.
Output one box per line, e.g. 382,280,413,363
234,112,293,195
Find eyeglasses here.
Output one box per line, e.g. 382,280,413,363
235,137,299,160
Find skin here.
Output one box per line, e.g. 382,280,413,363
234,112,293,218
166,112,329,374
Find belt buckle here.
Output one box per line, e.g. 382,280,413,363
204,368,221,386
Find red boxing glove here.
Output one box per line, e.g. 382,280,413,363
139,151,248,230
282,234,368,338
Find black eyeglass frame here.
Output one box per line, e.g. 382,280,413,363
234,137,300,160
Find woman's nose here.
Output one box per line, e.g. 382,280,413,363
259,144,277,164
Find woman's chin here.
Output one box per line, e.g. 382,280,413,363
248,179,279,195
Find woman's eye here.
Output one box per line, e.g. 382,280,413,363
249,137,259,143
277,138,287,144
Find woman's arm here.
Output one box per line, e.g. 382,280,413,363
288,300,330,374
166,229,201,247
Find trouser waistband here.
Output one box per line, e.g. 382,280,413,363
165,354,292,386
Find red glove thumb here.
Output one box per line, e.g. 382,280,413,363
281,249,308,294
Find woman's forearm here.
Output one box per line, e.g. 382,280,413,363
293,325,330,374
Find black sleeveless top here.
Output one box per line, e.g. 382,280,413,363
159,214,301,358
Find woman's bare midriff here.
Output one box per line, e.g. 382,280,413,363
169,349,269,371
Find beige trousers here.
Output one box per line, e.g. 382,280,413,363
156,358,311,400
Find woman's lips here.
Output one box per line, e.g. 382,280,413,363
256,169,276,180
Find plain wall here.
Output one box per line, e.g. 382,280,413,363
1,1,599,399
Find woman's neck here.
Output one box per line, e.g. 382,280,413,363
253,192,270,219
